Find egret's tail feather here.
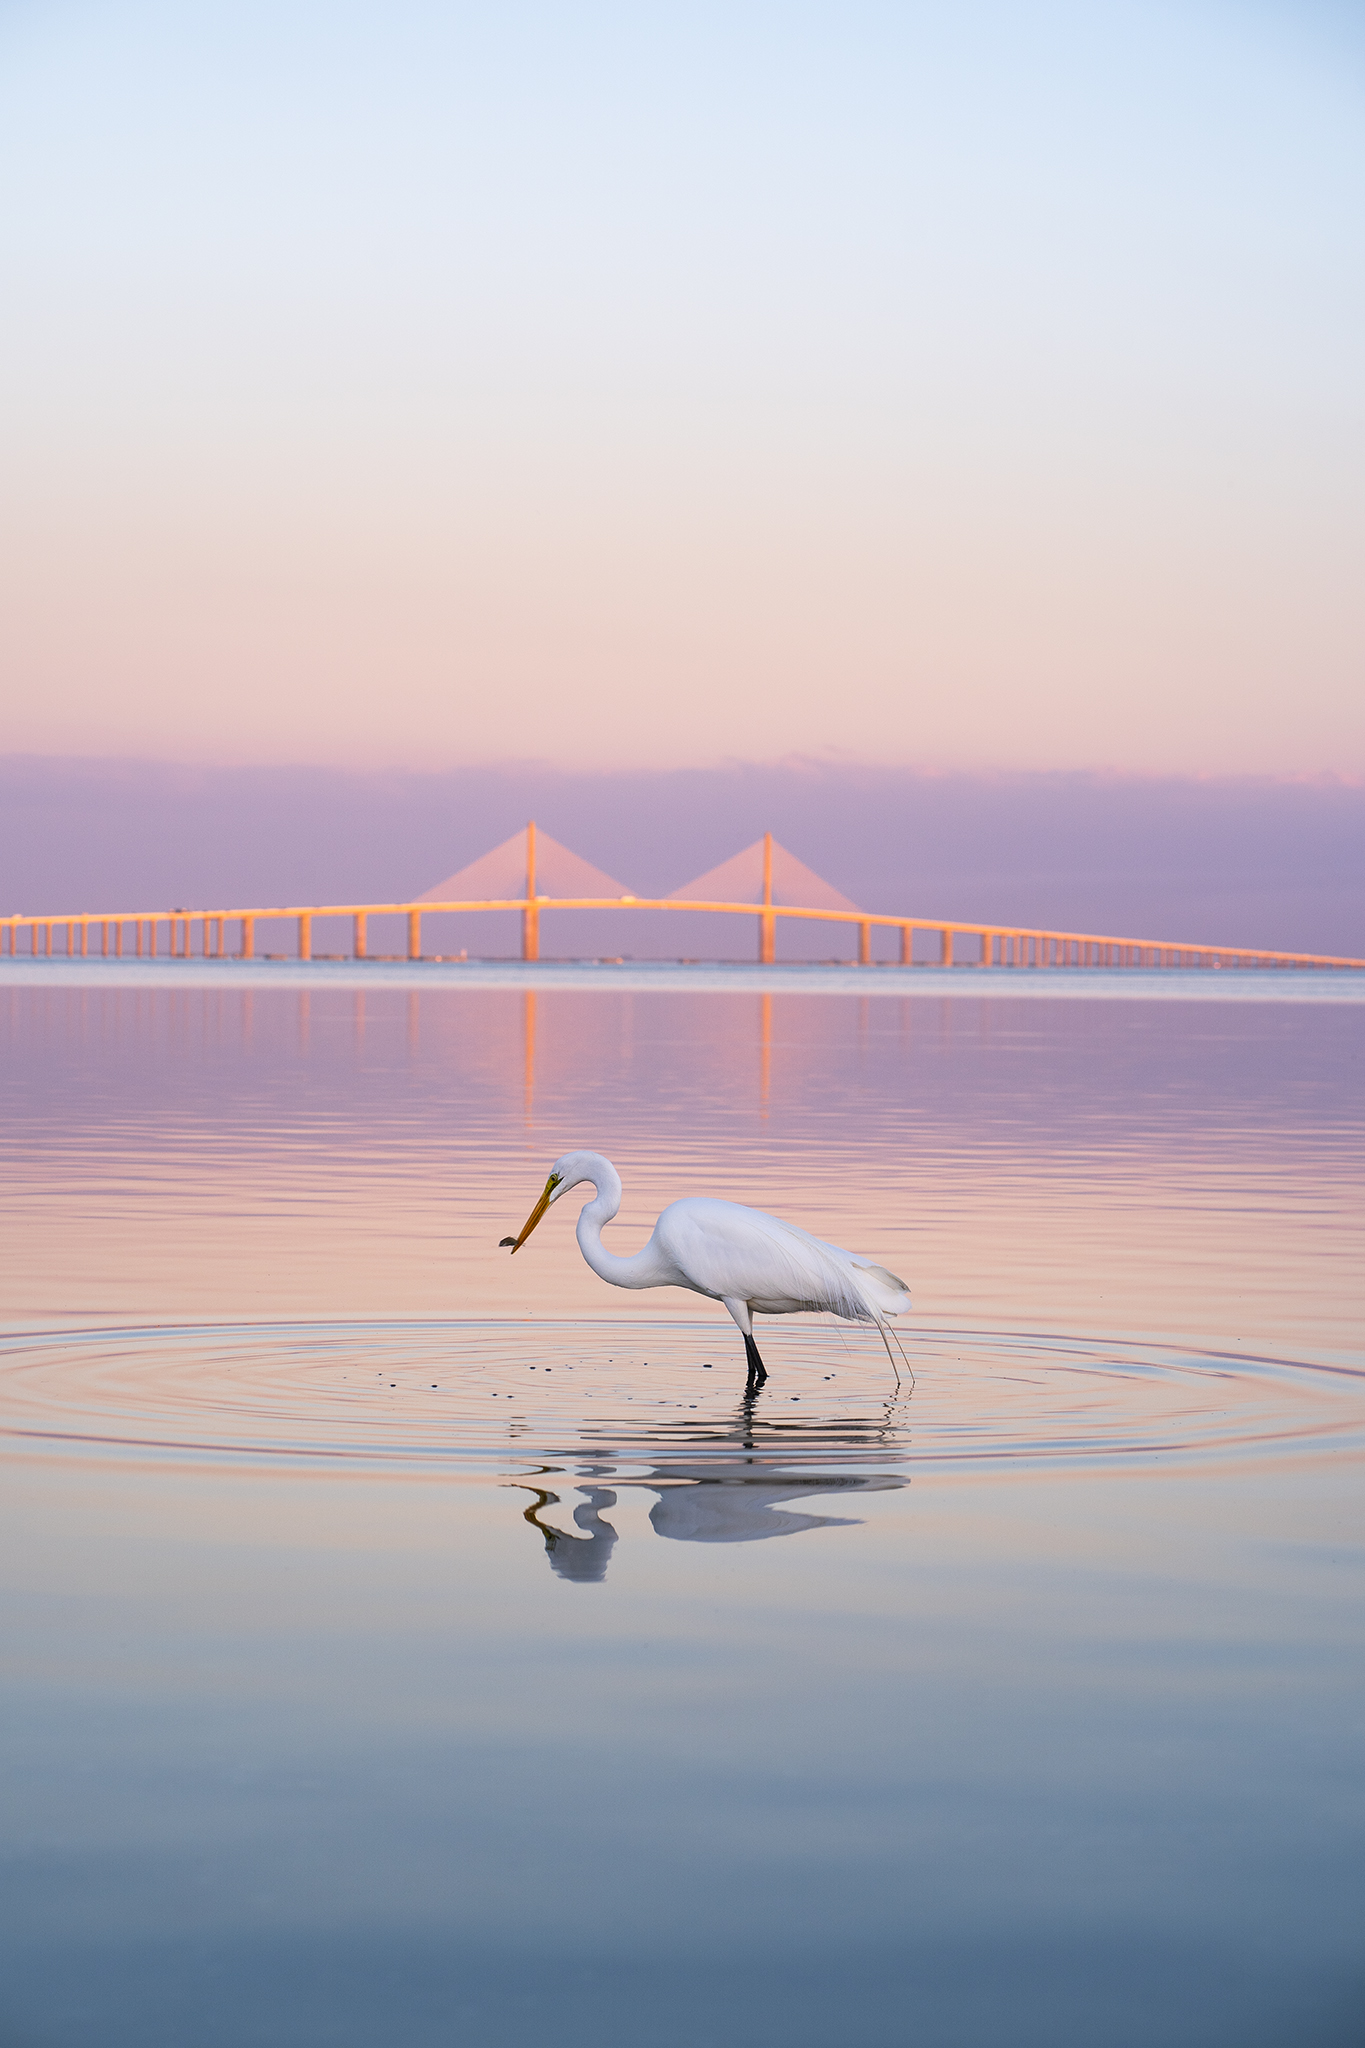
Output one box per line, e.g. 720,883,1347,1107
848,1258,912,1317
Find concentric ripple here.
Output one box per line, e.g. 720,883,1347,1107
0,1319,1360,1476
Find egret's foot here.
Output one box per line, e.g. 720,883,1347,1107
743,1333,768,1388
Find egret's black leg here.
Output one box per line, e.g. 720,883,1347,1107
743,1332,767,1388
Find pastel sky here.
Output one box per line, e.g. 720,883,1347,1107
1,1,1361,774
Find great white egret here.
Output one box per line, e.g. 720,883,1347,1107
499,1150,911,1389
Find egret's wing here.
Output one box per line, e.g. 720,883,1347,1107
771,1227,912,1319
654,1199,906,1321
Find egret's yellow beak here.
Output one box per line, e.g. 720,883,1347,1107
499,1174,560,1253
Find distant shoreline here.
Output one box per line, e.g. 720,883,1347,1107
3,958,1363,1003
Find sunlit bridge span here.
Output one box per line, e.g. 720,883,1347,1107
4,823,1362,970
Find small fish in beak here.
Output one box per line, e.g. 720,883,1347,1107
500,1173,560,1252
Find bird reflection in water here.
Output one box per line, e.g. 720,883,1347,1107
523,1485,621,1583
517,1393,908,1582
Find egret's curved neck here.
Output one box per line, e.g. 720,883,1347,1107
571,1159,662,1291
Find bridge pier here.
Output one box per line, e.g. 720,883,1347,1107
522,821,539,961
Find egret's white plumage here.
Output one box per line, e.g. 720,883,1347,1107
500,1150,911,1386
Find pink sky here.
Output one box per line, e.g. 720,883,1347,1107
1,2,1361,776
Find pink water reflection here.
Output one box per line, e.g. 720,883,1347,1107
1,984,1360,1362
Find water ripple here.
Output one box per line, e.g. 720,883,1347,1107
1,1320,1360,1477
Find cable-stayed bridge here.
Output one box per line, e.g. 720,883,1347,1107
3,823,1361,970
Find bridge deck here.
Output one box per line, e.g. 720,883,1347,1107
2,898,1361,969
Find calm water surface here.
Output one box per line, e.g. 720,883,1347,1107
1,976,1362,2046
